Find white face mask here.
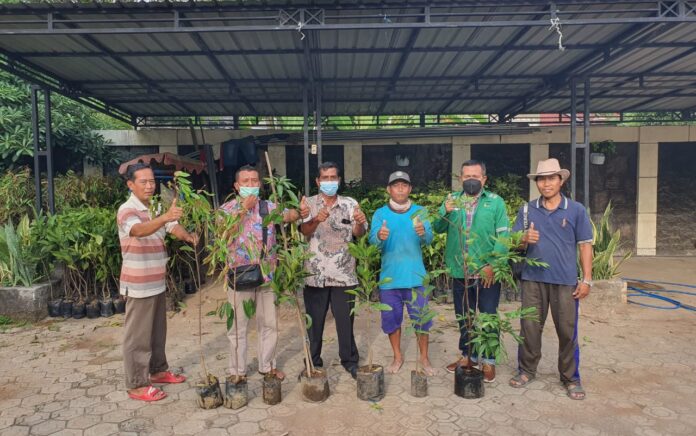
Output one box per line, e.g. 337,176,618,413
389,199,411,212
239,186,259,198
319,181,339,196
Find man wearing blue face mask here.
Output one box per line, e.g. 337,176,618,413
433,160,509,383
300,161,368,379
219,165,309,383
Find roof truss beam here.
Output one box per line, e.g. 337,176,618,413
3,2,696,36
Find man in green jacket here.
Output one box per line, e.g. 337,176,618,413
434,160,509,382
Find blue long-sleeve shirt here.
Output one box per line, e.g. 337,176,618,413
369,204,433,289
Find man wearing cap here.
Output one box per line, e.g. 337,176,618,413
508,158,593,401
434,160,510,383
369,171,435,374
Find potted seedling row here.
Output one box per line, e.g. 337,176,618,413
347,236,392,402
206,202,252,410
404,270,442,398
264,164,329,404
171,172,224,409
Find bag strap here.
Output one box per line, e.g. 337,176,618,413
259,200,269,260
523,202,529,230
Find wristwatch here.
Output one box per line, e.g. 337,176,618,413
581,278,593,287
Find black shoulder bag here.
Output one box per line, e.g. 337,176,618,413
228,200,269,290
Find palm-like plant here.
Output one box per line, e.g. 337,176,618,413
589,202,631,280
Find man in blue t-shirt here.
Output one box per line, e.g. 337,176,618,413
369,171,434,375
509,159,593,400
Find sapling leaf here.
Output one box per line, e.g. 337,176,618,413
243,299,256,319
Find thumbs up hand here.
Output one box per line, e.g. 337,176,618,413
525,222,540,245
315,207,330,223
164,197,183,222
445,193,456,213
353,205,367,226
378,219,390,241
299,196,310,219
413,216,425,237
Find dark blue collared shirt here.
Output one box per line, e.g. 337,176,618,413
512,195,593,286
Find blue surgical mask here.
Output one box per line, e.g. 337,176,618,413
319,181,339,196
239,186,259,198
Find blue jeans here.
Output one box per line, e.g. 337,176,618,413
453,278,501,365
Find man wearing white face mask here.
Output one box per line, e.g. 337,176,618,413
300,161,368,379
219,165,309,382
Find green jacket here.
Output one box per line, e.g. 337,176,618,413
432,189,510,279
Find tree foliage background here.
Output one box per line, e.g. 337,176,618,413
0,70,125,172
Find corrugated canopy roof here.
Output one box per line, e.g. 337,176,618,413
1,1,696,124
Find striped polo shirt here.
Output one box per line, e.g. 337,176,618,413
117,193,177,298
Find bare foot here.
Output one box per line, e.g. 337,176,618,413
386,358,404,374
419,359,436,376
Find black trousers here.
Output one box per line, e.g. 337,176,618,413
303,285,359,370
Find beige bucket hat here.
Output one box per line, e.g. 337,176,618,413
527,158,570,181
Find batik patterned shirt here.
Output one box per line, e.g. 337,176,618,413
302,194,367,287
219,199,279,281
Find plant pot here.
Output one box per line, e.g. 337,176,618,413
86,300,101,319
184,280,197,295
196,375,223,409
113,297,126,314
72,301,86,319
47,299,62,317
590,152,606,165
410,370,428,397
356,364,385,402
454,365,484,399
60,300,73,318
262,373,282,405
300,368,330,403
100,298,114,317
223,376,248,410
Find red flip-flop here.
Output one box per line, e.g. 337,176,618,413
150,371,186,384
128,386,167,402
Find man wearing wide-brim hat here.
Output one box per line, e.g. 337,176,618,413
508,158,593,400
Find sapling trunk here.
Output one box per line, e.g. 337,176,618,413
262,151,314,378
367,307,375,372
263,152,283,376
231,279,241,382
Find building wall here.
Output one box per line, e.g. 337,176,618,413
657,142,696,256
98,125,696,256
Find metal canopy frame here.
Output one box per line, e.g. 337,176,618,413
3,1,696,208
1,1,696,121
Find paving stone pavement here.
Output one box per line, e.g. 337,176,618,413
1,261,696,435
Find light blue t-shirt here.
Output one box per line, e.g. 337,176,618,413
368,204,433,289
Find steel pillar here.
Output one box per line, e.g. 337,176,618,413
583,77,591,208
303,86,310,196
31,86,54,214
570,78,577,201
315,86,323,165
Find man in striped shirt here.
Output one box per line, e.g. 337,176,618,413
117,163,197,402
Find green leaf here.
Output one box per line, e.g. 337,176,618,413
376,303,393,312
243,298,256,319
